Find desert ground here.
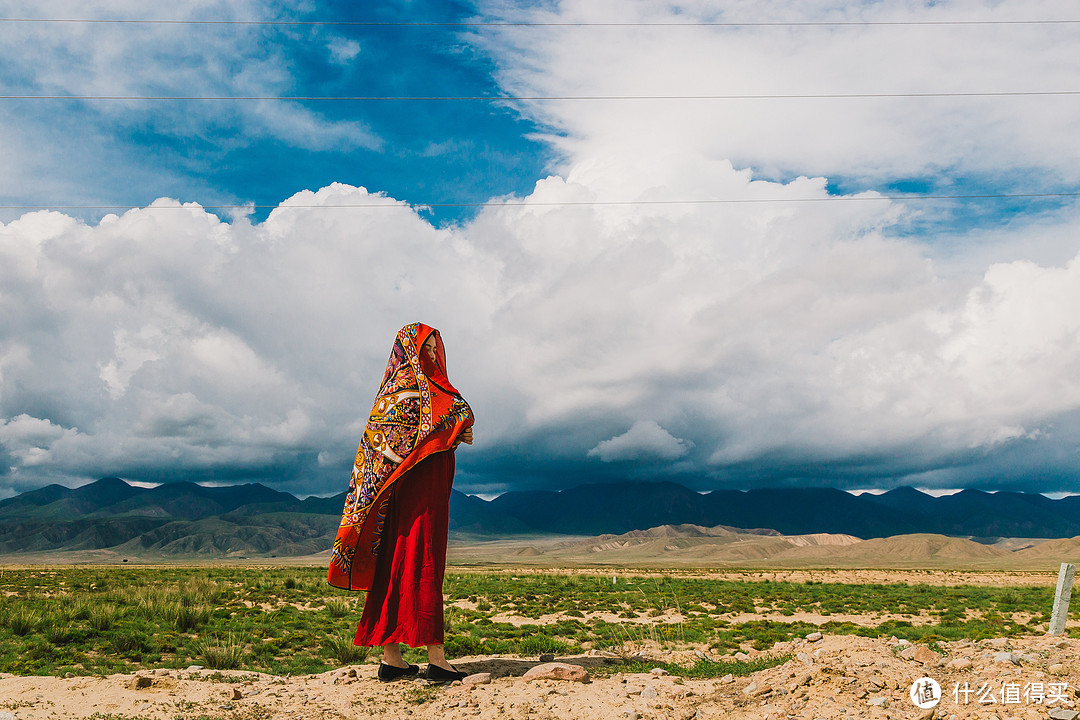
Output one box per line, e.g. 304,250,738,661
1,631,1078,720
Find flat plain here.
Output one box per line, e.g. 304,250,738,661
1,532,1079,719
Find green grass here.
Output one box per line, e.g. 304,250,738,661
0,566,1072,677
598,654,793,678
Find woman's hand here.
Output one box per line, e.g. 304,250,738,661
453,427,473,449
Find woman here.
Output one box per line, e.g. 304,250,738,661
328,323,474,682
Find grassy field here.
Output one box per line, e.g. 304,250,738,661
0,566,1074,677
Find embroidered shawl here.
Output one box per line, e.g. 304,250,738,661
327,323,473,591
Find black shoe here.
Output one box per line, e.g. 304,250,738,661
425,663,467,682
378,662,420,682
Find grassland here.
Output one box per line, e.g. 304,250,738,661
0,566,1074,678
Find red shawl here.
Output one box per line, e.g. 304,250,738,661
328,323,473,591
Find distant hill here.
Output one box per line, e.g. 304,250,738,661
0,477,1078,558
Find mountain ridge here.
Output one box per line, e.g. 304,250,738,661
1,477,1078,558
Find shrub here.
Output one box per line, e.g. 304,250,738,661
323,635,370,665
516,635,571,657
324,598,351,618
172,602,211,633
192,632,249,670
87,604,120,632
7,608,40,636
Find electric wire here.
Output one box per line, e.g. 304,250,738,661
2,91,1078,101
2,17,1080,27
2,192,1078,213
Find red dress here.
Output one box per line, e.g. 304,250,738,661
353,449,454,647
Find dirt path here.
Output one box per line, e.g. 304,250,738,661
2,633,1077,720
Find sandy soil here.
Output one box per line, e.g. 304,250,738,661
2,633,1078,720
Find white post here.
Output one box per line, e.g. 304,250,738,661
1048,562,1075,637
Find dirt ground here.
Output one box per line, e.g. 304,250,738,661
2,632,1078,720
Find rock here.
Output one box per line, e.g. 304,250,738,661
900,645,941,665
650,667,669,676
1049,663,1066,674
0,712,15,720
521,662,589,683
898,639,911,646
993,652,1020,665
868,697,889,707
641,685,658,699
734,652,751,661
720,674,735,684
347,668,357,677
743,682,772,697
463,673,492,685
232,688,243,700
796,652,812,665
806,632,823,642
1048,709,1079,720
131,676,152,689
946,658,973,670
186,665,204,671
539,653,555,662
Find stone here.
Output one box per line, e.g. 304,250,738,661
900,645,941,665
806,632,823,642
868,697,889,707
186,665,204,671
641,685,658,699
232,688,243,700
650,667,669,676
521,662,589,683
720,674,735,684
539,653,555,662
1048,709,1079,720
743,682,772,697
1049,663,1066,674
463,673,492,686
993,652,1020,665
946,658,972,670
0,712,15,720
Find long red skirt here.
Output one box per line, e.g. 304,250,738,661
353,450,454,648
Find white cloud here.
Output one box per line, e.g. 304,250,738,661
588,421,694,462
327,37,362,64
479,0,1080,186
0,0,379,212
3,0,1080,496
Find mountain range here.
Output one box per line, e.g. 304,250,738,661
0,477,1078,558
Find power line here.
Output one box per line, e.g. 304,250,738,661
2,17,1080,27
3,192,1077,213
3,91,1079,102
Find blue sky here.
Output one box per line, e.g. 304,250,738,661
0,0,553,226
2,0,1080,500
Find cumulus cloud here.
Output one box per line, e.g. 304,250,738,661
3,0,1080,498
588,421,694,462
478,0,1080,187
